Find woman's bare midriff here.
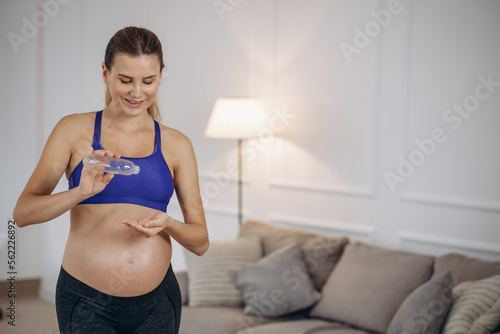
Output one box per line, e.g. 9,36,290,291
62,203,172,297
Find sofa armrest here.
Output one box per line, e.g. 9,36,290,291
174,270,188,305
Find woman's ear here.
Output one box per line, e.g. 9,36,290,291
102,63,109,85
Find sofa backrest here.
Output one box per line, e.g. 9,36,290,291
310,241,435,334
239,220,349,290
432,252,500,284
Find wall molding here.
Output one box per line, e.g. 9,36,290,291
268,9,381,201
205,205,251,217
401,192,500,213
398,230,500,259
169,201,250,217
269,213,375,242
398,0,500,215
199,171,250,185
269,179,375,198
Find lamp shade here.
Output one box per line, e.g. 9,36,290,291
205,97,269,139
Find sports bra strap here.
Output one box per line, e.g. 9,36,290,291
92,110,103,148
154,121,161,149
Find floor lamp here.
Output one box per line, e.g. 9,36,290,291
205,97,268,225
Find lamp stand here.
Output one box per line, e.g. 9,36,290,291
238,138,243,225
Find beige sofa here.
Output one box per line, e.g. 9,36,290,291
176,220,500,334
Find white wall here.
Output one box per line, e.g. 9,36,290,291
1,0,44,281
1,0,500,301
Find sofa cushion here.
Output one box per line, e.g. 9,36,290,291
235,319,364,334
300,329,374,334
432,253,500,284
174,270,189,305
442,275,500,334
184,236,262,307
310,242,434,334
179,306,275,334
239,220,349,290
301,235,349,289
387,271,453,334
232,242,321,317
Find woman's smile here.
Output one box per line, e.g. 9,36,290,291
124,98,146,108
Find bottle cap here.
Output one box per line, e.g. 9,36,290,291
133,165,140,175
83,154,96,167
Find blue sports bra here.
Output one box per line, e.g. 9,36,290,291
68,111,174,212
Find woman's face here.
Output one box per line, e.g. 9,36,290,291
103,53,163,117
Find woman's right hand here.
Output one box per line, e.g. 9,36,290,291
78,148,120,198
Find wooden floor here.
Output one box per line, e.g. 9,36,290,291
0,278,59,334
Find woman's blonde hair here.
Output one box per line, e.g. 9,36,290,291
104,26,164,122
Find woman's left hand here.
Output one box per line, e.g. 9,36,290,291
121,212,171,238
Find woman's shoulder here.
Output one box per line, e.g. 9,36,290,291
41,112,98,157
158,123,192,147
53,111,96,133
58,111,96,126
46,112,97,146
158,124,198,171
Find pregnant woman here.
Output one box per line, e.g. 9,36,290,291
13,26,209,334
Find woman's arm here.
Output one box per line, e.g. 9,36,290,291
164,134,208,255
122,131,209,256
13,115,115,227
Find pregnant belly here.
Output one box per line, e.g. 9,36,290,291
62,205,173,297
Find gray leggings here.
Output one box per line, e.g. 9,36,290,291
55,265,181,334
